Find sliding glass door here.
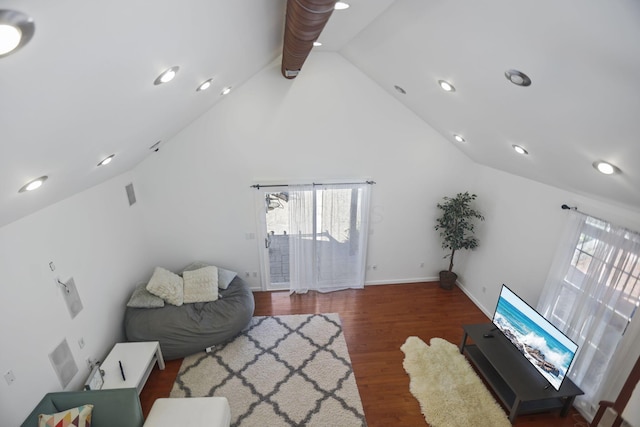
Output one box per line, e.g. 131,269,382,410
256,183,371,292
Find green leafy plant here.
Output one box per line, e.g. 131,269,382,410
435,192,485,272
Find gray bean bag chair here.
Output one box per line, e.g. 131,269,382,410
124,264,255,360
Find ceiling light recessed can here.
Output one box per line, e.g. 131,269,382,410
454,134,465,143
196,78,213,92
221,86,232,95
593,160,621,175
505,69,532,87
19,175,47,193
98,154,115,166
512,144,528,155
394,85,406,94
313,41,322,47
438,80,455,92
0,10,35,58
0,24,21,54
335,2,350,10
154,66,179,85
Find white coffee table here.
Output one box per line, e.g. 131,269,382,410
101,341,165,394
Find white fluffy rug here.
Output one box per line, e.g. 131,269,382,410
401,336,511,427
171,313,366,427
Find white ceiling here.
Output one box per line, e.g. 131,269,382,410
2,0,639,228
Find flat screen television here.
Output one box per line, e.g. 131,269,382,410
491,284,579,391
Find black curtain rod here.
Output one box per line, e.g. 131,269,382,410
562,204,640,237
251,180,376,189
560,204,607,223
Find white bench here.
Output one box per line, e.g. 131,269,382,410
143,397,231,427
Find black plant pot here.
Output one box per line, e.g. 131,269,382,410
439,271,457,290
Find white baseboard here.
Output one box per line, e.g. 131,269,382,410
455,278,492,318
365,276,439,286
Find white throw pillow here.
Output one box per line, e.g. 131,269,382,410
183,266,219,303
182,262,237,289
146,267,184,306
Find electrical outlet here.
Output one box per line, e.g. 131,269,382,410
372,265,378,270
87,357,99,369
245,272,250,278
4,370,15,386
78,337,85,349
420,262,425,268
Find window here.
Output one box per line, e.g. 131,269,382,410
538,214,640,419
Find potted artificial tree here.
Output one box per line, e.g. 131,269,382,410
434,192,484,290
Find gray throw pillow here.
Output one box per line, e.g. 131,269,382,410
217,267,237,289
126,283,165,308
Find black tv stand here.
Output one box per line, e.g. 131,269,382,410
460,323,583,424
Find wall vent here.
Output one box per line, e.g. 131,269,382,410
125,183,136,206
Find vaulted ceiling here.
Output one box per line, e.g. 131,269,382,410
2,0,639,228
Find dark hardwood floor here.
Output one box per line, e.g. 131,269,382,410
140,282,589,426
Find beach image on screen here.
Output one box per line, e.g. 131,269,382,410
492,286,578,390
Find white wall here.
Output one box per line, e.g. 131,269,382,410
0,173,148,426
132,52,477,287
458,165,640,316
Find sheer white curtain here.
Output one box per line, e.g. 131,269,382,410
288,183,371,294
537,212,640,419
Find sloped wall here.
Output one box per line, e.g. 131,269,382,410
0,173,148,426
132,52,477,286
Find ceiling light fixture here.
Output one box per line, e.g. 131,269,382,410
313,41,322,47
196,78,213,92
335,2,350,10
0,10,35,58
438,80,455,92
154,66,179,85
221,86,232,95
98,154,115,166
19,175,47,193
512,144,528,155
593,160,621,175
505,69,532,87
394,85,406,94
454,134,466,143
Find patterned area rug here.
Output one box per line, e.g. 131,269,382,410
171,313,367,427
401,336,511,427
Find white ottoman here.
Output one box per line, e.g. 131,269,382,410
143,397,231,427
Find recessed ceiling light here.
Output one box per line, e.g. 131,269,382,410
313,41,322,47
512,144,528,155
154,66,179,85
438,80,455,92
98,154,115,166
196,78,213,92
505,69,532,87
221,86,232,95
19,175,47,193
394,85,406,94
454,134,465,143
593,160,621,175
335,2,350,10
0,10,35,58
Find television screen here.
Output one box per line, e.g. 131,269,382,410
491,285,578,391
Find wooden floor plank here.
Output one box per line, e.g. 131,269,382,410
139,282,588,426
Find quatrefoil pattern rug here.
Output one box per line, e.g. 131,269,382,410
170,313,367,427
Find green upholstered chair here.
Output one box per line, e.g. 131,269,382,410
21,387,144,427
